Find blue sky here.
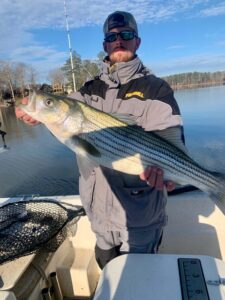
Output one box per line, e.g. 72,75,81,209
0,0,225,82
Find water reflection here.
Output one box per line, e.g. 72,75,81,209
175,85,225,172
0,107,79,197
176,85,225,123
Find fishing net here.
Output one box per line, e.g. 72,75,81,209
0,199,85,265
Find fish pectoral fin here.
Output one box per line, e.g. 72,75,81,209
70,136,101,158
76,154,99,179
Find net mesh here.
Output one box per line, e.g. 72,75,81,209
0,199,85,265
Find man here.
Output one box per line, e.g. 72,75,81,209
16,11,184,269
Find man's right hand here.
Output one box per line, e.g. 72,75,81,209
15,97,40,126
140,166,175,192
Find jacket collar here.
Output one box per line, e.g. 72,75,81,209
101,56,149,86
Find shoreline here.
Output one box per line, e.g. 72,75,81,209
170,81,224,91
0,82,224,103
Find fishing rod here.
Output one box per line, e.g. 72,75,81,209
63,0,77,92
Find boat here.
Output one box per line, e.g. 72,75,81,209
1,188,225,300
0,100,15,108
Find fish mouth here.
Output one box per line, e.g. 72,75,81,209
20,90,37,113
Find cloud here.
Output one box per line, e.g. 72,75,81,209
0,0,216,54
200,2,225,17
1,0,225,80
10,45,68,82
1,0,221,33
167,44,186,50
149,52,225,76
217,40,225,47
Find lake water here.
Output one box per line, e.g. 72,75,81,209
0,85,225,197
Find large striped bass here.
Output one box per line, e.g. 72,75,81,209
19,90,225,214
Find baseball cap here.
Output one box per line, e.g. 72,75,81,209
103,11,138,35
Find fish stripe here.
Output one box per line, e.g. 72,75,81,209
79,112,220,189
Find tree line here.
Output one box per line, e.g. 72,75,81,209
59,51,105,92
0,61,37,101
1,52,225,101
163,71,225,90
0,51,105,101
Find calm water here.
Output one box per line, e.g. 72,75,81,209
0,85,225,197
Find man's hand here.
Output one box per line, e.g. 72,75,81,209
140,166,175,192
15,97,40,126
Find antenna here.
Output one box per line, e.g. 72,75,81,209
64,0,76,92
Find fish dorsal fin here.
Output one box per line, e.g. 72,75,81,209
154,127,188,154
109,113,136,125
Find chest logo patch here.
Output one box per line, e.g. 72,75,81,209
125,91,144,99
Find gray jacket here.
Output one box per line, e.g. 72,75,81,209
70,56,183,233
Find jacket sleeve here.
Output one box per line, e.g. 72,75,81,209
69,90,86,103
69,79,104,105
135,79,183,132
69,77,185,143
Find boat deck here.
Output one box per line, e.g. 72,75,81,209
1,190,225,299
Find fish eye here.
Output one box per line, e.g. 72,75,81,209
45,98,54,107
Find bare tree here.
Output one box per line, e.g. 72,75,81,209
0,61,15,101
27,66,38,88
14,62,27,98
48,68,66,93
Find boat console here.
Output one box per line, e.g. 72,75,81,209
94,254,225,300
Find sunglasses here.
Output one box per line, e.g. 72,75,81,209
104,31,138,43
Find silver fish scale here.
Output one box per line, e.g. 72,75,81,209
81,120,220,190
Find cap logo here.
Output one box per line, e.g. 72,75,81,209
108,13,126,30
103,11,138,35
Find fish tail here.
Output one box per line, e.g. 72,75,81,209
208,173,225,215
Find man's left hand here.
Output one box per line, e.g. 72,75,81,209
140,166,175,192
